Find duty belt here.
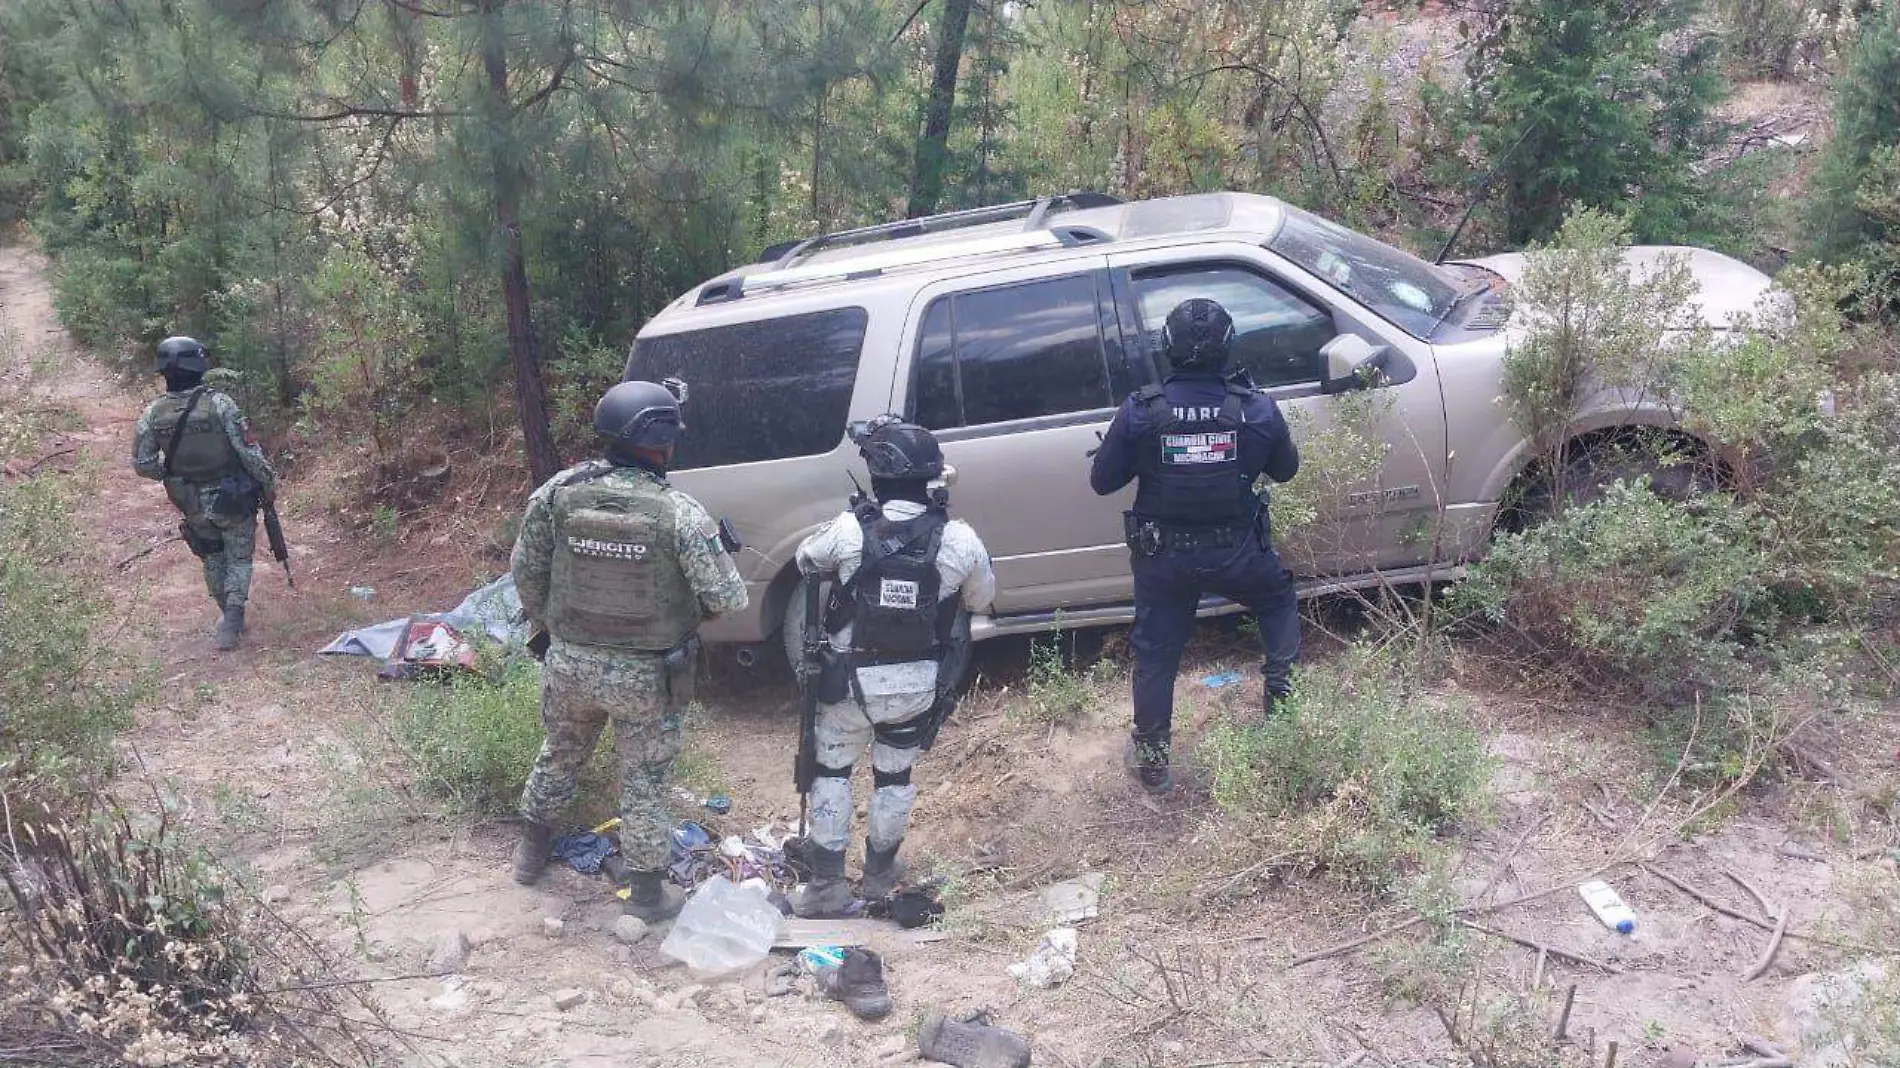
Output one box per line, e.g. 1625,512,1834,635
1124,513,1252,556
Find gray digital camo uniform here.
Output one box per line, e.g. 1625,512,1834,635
795,501,996,854
512,464,748,872
132,390,278,608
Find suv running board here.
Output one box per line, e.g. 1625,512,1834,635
969,563,1466,641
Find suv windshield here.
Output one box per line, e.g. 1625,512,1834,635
624,307,867,470
1269,206,1463,339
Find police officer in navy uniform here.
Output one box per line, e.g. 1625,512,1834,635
1089,298,1301,793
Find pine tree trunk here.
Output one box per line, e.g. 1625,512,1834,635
481,3,559,486
908,0,972,218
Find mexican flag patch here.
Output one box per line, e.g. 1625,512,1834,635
1160,431,1237,466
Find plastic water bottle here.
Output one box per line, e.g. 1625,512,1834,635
1579,879,1637,934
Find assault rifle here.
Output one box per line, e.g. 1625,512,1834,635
789,570,826,873
262,494,294,587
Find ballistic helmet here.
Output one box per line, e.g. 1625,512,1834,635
155,336,209,375
1161,298,1236,371
594,380,684,450
851,415,944,480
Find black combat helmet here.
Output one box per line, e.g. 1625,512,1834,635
851,415,944,480
1161,298,1236,371
155,336,209,375
595,380,685,450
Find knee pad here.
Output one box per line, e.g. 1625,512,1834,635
816,762,853,780
872,766,913,789
873,712,931,751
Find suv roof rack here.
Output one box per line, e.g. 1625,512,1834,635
727,223,1113,300
756,191,1122,269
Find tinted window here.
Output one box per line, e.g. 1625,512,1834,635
1268,205,1463,340
911,274,1114,429
1133,266,1336,387
624,307,866,469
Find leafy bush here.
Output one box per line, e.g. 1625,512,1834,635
1197,643,1486,892
1018,632,1114,727
389,659,548,816
0,473,143,779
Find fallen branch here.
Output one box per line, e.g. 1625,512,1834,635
17,445,78,474
1459,920,1625,974
1289,916,1424,966
1640,864,1775,933
1722,868,1778,920
1743,910,1790,982
114,540,166,570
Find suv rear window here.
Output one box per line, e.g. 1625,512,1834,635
911,273,1117,429
624,307,867,470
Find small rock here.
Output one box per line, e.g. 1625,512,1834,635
551,988,586,1011
870,1035,910,1059
706,984,748,1014
1161,1040,1186,1056
817,1017,846,1045
262,884,291,905
609,978,638,1002
1648,1050,1696,1068
614,915,649,945
542,917,566,939
664,983,706,1011
611,945,633,965
749,1003,769,1025
429,931,470,974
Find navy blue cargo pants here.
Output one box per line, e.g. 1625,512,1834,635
1129,536,1300,748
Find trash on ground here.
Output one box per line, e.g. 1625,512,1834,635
704,794,732,815
1007,927,1078,989
816,946,893,1021
1579,879,1637,934
1200,670,1242,689
321,573,527,661
798,944,846,974
719,835,747,858
374,617,479,679
775,917,949,949
550,830,616,874
919,1011,1033,1068
868,884,945,929
348,585,376,600
1040,872,1104,924
659,875,784,978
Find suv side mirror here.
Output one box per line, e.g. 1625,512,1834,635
1320,335,1392,395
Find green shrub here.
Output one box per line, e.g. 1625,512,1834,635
0,474,143,779
1197,643,1486,892
390,659,549,815
1017,632,1115,727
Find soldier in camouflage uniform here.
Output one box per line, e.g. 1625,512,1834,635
132,336,279,651
510,380,749,922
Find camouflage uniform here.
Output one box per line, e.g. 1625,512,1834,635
132,389,277,609
512,463,747,872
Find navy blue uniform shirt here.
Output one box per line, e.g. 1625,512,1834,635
1089,370,1301,500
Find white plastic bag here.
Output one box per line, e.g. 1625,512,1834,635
659,876,783,978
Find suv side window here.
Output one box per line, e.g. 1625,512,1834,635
1131,265,1336,387
912,273,1116,429
624,306,867,470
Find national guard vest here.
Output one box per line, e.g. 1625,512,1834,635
545,471,698,652
149,390,240,483
1131,382,1256,527
841,509,950,662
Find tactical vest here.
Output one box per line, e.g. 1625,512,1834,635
149,390,239,482
836,509,951,662
1131,382,1256,526
545,470,698,652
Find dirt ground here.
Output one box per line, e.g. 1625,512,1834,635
4,240,1898,1068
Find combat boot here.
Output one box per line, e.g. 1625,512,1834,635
623,870,686,923
917,1013,1032,1068
817,947,892,1021
214,601,246,651
1123,736,1172,795
858,838,906,901
512,820,556,885
791,845,854,918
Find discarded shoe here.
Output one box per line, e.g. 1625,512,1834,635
818,947,892,1021
918,1012,1032,1068
1123,736,1171,794
512,820,556,885
622,869,686,922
